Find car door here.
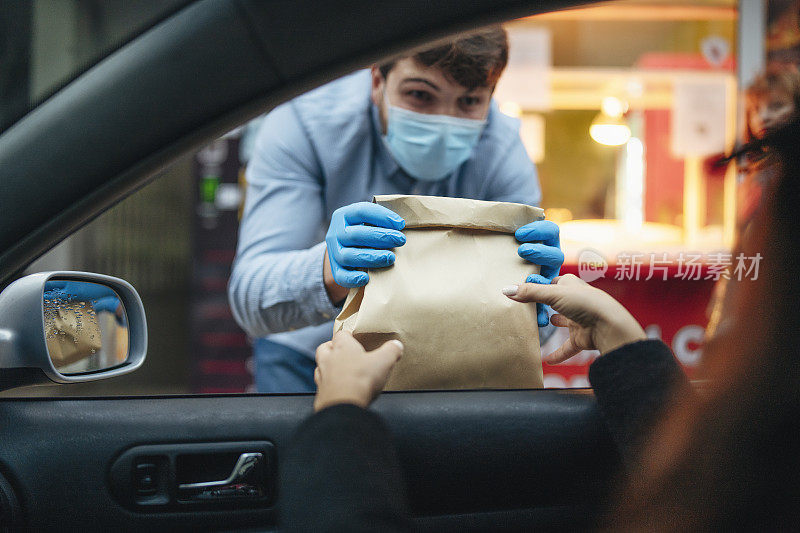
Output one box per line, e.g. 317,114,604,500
0,0,631,530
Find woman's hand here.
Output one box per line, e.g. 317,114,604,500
502,274,646,364
313,332,404,412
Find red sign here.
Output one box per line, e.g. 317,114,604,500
542,263,715,388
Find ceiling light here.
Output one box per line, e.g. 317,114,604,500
590,98,631,146
601,96,626,118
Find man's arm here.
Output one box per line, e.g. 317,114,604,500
228,103,340,338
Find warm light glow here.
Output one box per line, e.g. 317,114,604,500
601,96,626,118
626,79,644,99
527,4,736,21
519,114,546,163
544,207,573,225
590,98,630,146
623,137,645,232
560,219,682,246
499,101,522,118
590,123,631,146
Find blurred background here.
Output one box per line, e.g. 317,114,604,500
2,0,792,395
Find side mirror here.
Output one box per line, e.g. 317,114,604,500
0,271,147,391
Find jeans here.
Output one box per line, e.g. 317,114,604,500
254,338,317,393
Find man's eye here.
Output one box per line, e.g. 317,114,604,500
408,90,432,102
460,96,481,107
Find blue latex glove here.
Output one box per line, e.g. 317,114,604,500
44,281,124,324
45,280,116,301
93,295,127,326
515,220,564,327
92,296,121,314
325,202,406,288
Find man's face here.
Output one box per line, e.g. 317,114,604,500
370,58,493,133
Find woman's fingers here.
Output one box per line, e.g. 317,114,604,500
331,330,359,349
550,313,572,328
315,340,333,362
372,339,404,359
555,273,587,287
525,274,553,327
323,333,402,385
502,282,564,306
543,337,583,364
368,339,404,377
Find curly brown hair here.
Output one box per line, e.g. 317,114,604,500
378,26,509,91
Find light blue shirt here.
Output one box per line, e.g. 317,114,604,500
229,70,543,358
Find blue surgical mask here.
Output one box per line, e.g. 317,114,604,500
382,99,487,182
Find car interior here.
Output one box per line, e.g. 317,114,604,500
0,0,742,530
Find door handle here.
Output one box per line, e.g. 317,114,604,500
178,452,263,491
110,441,275,509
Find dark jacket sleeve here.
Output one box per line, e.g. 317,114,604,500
280,403,412,533
588,339,692,464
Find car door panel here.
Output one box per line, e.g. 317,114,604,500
0,390,615,531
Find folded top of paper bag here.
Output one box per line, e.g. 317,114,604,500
374,195,545,233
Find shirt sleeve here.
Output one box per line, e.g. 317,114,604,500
482,133,542,206
588,339,692,465
228,102,341,338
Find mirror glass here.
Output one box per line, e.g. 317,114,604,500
43,280,129,374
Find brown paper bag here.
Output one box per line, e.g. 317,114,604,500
334,195,545,390
44,303,103,368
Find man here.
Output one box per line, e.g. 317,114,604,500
229,27,563,393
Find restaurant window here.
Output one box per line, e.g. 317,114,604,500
494,1,738,387
19,0,781,396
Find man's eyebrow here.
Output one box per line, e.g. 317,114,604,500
400,77,440,91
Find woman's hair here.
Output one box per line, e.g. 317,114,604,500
744,63,800,141
609,118,800,530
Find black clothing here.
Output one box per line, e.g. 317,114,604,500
280,404,412,533
280,339,689,531
588,340,690,463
